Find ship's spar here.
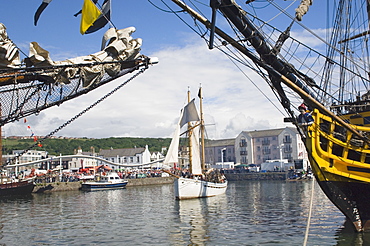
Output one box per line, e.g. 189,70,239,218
167,0,369,144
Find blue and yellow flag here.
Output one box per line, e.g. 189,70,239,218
80,0,101,35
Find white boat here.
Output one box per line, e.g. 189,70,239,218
174,176,227,199
81,172,128,191
165,87,227,199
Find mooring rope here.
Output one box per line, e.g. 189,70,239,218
303,178,315,246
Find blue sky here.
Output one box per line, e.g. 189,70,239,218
2,0,326,140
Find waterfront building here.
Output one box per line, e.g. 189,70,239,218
69,147,98,171
98,145,151,169
204,139,236,167
3,150,48,171
235,127,306,165
150,151,164,162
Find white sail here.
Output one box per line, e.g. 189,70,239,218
163,110,184,167
180,99,200,127
190,124,202,175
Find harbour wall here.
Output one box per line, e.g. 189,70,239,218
32,173,288,193
224,172,287,181
33,177,175,193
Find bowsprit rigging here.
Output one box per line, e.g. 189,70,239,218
5,64,150,166
0,24,158,127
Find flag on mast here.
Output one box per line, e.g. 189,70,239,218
85,0,111,34
80,0,102,35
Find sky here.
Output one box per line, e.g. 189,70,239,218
1,0,325,140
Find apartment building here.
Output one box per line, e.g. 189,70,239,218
235,127,306,165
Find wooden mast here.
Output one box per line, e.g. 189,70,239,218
199,86,206,171
187,88,193,174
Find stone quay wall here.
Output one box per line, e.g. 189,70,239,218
224,172,287,181
33,177,175,193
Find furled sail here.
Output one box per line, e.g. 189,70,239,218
0,23,21,68
0,23,156,126
26,27,142,87
295,0,312,21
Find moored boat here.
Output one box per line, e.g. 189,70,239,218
0,178,35,197
81,172,128,191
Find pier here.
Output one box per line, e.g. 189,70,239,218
33,176,175,193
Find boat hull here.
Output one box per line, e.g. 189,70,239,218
307,109,370,231
0,180,35,197
174,177,227,200
81,181,128,191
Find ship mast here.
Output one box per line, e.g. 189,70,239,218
199,86,206,171
187,88,193,173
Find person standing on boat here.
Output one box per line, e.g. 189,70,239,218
297,103,314,127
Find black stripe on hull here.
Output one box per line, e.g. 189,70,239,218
316,177,370,232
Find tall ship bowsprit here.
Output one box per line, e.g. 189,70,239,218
158,0,370,232
0,1,158,196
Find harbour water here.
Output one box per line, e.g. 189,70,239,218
0,180,369,246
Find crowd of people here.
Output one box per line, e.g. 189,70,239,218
4,168,169,184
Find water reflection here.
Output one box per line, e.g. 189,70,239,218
0,181,370,245
178,199,207,245
334,220,370,246
175,194,228,245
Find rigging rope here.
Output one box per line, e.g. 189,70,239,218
6,66,148,165
303,178,315,246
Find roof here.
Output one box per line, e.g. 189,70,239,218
205,138,235,147
99,148,145,158
243,127,297,138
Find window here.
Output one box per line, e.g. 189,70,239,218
240,138,247,147
283,135,292,143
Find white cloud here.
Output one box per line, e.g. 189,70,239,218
3,37,288,139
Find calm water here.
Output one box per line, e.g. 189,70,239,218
0,180,369,246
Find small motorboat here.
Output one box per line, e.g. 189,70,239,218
81,172,128,191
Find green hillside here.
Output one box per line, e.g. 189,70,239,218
2,137,173,156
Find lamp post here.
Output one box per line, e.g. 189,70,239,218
279,144,284,172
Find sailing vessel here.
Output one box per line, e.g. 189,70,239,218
164,88,227,200
161,0,370,231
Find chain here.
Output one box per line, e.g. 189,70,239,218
6,66,148,166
